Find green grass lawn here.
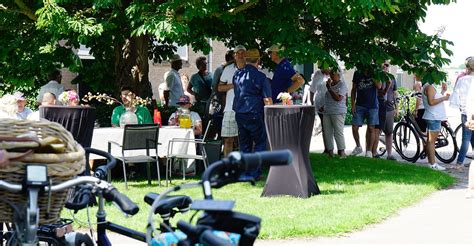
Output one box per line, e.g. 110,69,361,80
65,153,455,239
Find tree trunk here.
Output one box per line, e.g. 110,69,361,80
114,35,153,99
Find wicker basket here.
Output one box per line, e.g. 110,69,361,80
0,119,85,224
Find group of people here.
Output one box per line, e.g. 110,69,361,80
308,62,398,162
0,69,81,121
158,44,305,179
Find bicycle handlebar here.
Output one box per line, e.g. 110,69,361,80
84,147,117,180
0,176,138,216
103,187,139,215
201,150,292,199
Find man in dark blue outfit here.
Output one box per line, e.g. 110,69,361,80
233,48,273,179
267,44,304,102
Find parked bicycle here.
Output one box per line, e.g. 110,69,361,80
392,92,457,164
146,150,293,245
454,123,473,160
0,147,141,246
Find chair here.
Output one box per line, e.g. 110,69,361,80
107,124,160,189
165,122,213,186
40,105,96,175
165,137,208,186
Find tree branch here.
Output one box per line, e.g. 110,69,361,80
228,0,258,15
14,0,37,21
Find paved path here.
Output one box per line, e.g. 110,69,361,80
106,124,473,245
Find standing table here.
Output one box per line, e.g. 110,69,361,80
261,105,320,198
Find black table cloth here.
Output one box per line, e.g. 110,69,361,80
262,105,320,198
40,105,96,148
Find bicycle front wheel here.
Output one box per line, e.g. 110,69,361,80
393,122,420,162
435,123,457,164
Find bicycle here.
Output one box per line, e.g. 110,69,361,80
146,149,293,245
392,92,457,164
454,123,473,160
0,147,142,246
0,167,137,245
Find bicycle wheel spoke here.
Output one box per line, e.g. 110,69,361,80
435,124,457,164
394,122,420,162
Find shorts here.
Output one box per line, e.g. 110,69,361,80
221,111,238,137
384,110,395,135
425,119,441,132
352,105,379,126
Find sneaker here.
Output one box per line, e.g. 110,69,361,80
338,151,347,159
387,155,397,161
365,151,373,158
351,146,363,156
430,163,446,171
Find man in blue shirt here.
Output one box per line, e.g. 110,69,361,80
267,44,304,102
350,68,382,157
233,48,273,179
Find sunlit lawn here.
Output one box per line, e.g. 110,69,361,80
65,153,455,239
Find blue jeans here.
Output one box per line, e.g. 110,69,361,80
457,114,474,164
235,112,267,178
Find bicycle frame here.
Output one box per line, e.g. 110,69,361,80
95,193,147,245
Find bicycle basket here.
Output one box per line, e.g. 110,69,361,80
0,119,85,224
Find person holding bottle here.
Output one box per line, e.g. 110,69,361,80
168,95,203,137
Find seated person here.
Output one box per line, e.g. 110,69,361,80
28,92,56,121
168,95,203,137
111,86,153,127
14,92,33,119
0,94,19,119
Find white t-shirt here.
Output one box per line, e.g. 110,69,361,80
16,107,33,120
450,75,474,114
422,84,446,121
165,69,184,106
37,80,65,103
309,70,329,112
465,80,474,119
220,64,238,112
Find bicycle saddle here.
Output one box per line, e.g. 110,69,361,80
144,192,192,217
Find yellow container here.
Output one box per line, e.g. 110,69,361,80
179,117,192,128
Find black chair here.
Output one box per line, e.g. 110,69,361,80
40,105,96,148
40,105,96,175
107,124,161,189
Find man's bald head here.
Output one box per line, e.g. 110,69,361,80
42,92,56,106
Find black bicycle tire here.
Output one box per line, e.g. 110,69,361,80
455,123,462,152
454,123,473,160
435,124,457,164
393,122,420,162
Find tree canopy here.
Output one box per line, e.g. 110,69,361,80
0,0,454,96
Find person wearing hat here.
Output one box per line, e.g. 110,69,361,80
218,45,247,156
451,56,474,169
111,86,153,127
267,44,305,103
168,95,203,137
164,54,185,106
233,48,272,179
14,92,33,120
